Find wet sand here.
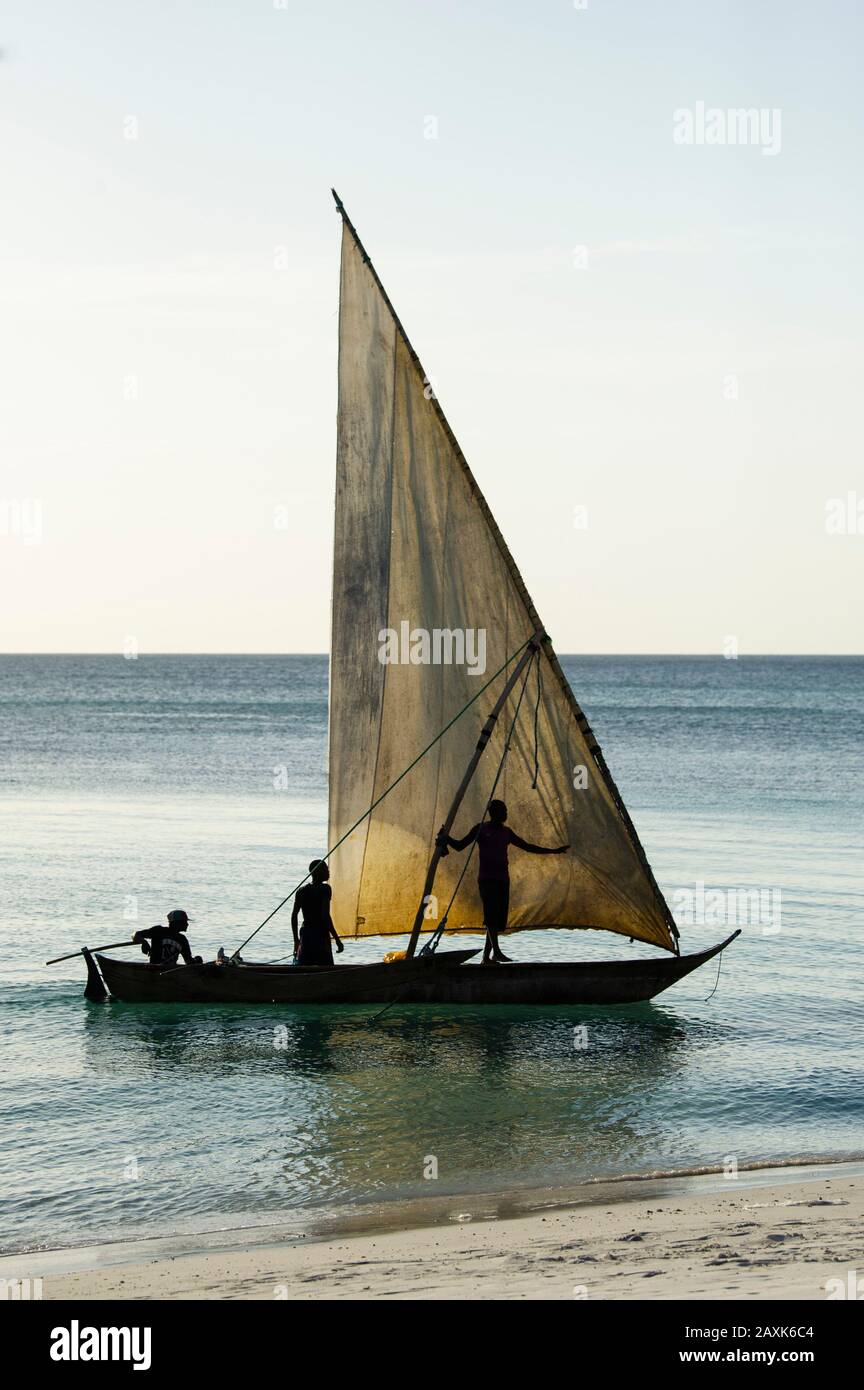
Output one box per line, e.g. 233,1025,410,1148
7,1164,860,1301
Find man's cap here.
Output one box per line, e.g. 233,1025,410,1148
167,909,190,928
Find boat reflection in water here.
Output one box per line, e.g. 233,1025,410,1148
80,997,724,1237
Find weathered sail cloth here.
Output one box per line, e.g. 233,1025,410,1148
328,214,677,952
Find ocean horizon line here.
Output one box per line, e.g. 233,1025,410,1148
1,651,862,660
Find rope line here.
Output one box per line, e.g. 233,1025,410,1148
231,634,540,960
703,948,724,1001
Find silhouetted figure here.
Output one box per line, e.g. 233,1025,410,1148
133,909,203,967
292,860,344,966
438,800,568,964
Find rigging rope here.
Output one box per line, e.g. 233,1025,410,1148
703,948,725,1001
420,648,538,956
231,634,541,960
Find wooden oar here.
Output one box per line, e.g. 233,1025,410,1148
45,940,134,966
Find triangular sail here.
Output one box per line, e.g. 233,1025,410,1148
327,198,678,953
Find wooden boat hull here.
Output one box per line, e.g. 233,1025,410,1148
400,932,740,1005
93,932,738,1005
94,949,480,1004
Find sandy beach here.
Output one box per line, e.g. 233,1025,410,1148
14,1165,860,1302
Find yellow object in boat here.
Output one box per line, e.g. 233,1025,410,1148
383,950,407,963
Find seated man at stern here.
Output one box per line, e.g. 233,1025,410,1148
133,909,203,967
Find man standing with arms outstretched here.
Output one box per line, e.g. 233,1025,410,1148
437,800,568,964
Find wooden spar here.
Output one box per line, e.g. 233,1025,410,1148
403,637,541,960
330,189,679,954
46,940,135,965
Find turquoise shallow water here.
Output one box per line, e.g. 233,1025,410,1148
1,655,862,1255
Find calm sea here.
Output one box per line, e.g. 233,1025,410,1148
1,655,862,1255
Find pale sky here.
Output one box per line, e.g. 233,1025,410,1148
1,0,861,654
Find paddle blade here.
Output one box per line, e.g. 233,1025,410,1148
82,949,108,1002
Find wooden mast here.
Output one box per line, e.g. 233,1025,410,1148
403,637,541,959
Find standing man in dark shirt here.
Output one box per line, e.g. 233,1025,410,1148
291,860,344,966
133,909,203,967
437,800,568,964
